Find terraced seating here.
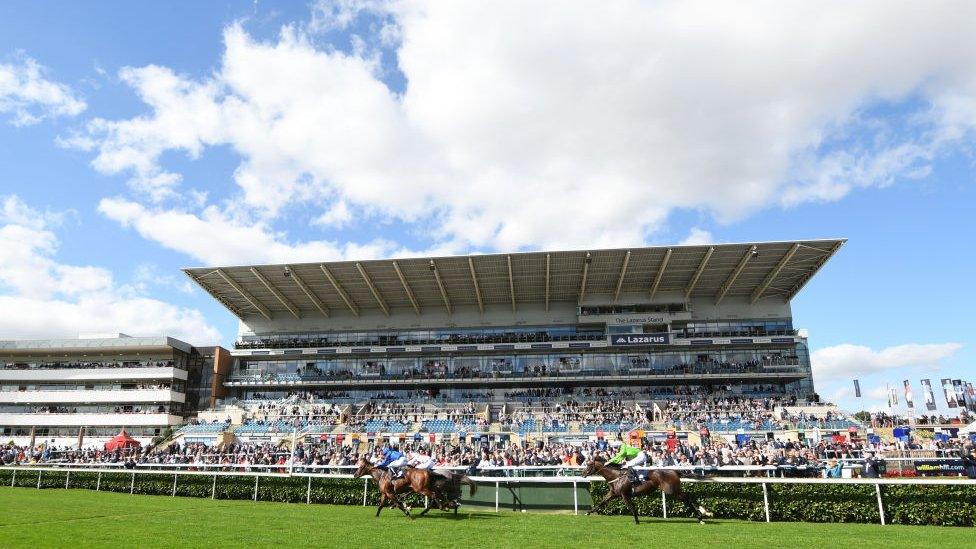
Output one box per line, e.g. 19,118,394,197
178,423,227,434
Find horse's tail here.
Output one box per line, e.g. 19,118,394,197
457,475,478,497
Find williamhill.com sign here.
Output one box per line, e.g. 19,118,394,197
609,333,670,346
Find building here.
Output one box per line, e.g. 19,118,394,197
184,240,843,415
0,335,230,448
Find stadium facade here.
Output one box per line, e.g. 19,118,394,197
0,335,230,447
184,241,843,414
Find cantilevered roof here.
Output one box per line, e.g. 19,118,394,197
183,239,845,321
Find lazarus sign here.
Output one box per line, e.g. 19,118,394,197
609,333,670,346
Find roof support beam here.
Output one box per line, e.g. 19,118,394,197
613,250,631,302
578,252,592,305
392,261,421,315
751,243,800,304
185,270,247,321
545,253,551,312
785,240,845,301
250,268,301,319
649,248,672,300
507,255,516,313
468,257,484,314
429,260,452,315
287,266,329,317
319,264,359,316
715,246,757,305
355,263,389,316
684,247,714,299
216,269,272,321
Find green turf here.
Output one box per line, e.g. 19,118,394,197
0,487,967,548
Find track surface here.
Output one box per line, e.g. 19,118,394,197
0,487,966,548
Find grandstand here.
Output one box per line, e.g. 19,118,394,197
178,241,852,445
0,335,230,447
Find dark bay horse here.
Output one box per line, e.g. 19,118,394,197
583,457,712,524
391,468,478,516
353,460,413,518
353,461,478,517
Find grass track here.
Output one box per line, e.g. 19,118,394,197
0,487,966,548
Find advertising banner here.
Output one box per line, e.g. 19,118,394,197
921,379,937,411
942,378,958,408
914,459,966,477
903,380,914,409
609,333,670,346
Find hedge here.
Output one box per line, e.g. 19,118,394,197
0,468,425,508
0,468,973,526
589,480,976,526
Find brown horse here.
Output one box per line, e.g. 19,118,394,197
583,457,712,524
391,468,478,516
353,459,413,519
353,461,478,517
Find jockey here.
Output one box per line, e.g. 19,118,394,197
606,440,647,480
377,445,408,479
408,448,436,471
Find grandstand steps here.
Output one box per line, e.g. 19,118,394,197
569,421,581,434
489,422,502,433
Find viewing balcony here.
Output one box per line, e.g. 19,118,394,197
0,412,184,427
0,367,187,383
0,389,185,405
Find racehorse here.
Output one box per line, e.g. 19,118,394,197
353,459,414,519
582,456,713,524
353,460,478,517
391,468,478,516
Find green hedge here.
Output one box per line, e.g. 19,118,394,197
1,468,973,526
589,481,976,526
0,468,424,508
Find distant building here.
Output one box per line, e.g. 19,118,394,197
0,335,230,448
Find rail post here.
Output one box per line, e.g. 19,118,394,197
661,490,667,519
875,483,886,526
253,475,259,501
36,470,41,489
362,478,368,506
96,471,101,491
572,480,578,515
762,482,770,522
495,481,499,512
10,469,15,487
130,472,135,494
172,473,178,497
211,475,217,499
306,476,312,504
65,470,70,489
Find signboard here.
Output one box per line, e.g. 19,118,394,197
580,311,691,326
914,459,966,476
609,333,670,346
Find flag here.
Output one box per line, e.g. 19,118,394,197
853,379,861,398
920,379,937,411
903,380,914,409
887,385,898,407
953,380,966,408
966,382,976,412
941,378,958,408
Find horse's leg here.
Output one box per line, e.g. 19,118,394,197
392,493,413,519
621,489,639,525
587,490,618,516
375,493,385,517
676,488,711,523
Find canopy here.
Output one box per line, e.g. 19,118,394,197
104,429,142,452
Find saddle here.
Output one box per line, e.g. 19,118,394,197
627,469,648,485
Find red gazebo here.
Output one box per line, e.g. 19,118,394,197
104,429,142,451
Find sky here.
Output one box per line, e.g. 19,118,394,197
0,1,974,414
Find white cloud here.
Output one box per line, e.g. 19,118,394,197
0,54,85,126
811,343,963,383
679,228,713,246
0,196,220,344
69,2,976,255
98,197,398,265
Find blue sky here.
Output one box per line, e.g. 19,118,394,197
0,1,974,414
